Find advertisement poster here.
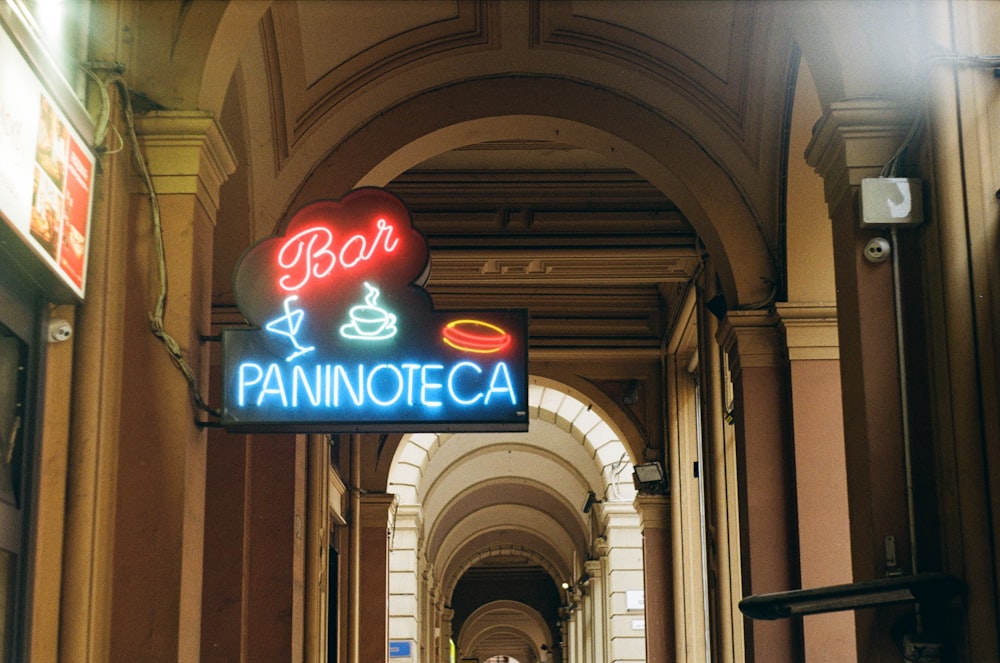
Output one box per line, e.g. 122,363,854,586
0,25,93,299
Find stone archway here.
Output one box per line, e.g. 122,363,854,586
287,78,775,307
387,379,646,663
460,600,551,663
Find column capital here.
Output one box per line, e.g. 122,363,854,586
775,303,840,361
132,111,237,218
394,503,424,526
633,494,670,531
584,559,603,577
359,492,398,529
804,99,917,213
597,501,640,532
716,309,784,375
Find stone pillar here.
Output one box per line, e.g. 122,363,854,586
389,505,422,657
109,112,235,662
356,493,398,663
577,581,594,663
717,310,799,662
428,583,442,663
599,503,644,663
776,304,857,661
202,429,308,663
304,434,330,663
566,600,579,663
584,559,606,663
248,434,307,661
200,427,247,662
440,607,455,663
421,568,436,663
806,100,917,659
634,494,674,663
560,616,570,663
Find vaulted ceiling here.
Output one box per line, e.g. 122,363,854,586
199,2,799,660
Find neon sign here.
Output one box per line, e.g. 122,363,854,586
340,283,397,341
442,319,513,354
221,187,528,432
276,218,399,291
265,295,315,361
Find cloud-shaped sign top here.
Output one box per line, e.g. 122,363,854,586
233,187,430,338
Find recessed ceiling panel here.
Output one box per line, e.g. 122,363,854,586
296,1,460,85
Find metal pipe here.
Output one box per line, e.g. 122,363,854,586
890,226,919,580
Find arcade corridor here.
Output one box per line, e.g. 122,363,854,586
0,1,997,662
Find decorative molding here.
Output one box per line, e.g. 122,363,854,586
775,302,840,361
634,494,671,531
530,0,753,135
266,0,498,159
716,309,784,373
132,111,237,219
804,99,917,213
529,347,662,362
359,493,399,529
428,249,698,286
329,466,347,526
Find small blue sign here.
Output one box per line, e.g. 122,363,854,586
389,640,413,658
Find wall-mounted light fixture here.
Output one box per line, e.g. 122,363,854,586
633,461,668,495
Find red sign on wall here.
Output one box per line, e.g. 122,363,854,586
221,187,529,433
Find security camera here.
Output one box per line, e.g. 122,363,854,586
48,319,73,343
863,237,891,264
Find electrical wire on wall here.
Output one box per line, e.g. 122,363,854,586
81,62,219,419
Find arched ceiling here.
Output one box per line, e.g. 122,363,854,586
109,1,933,659
389,382,635,593
207,0,800,314
387,381,636,654
460,600,550,663
196,3,809,655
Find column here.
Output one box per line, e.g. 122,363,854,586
203,431,310,663
634,495,674,663
776,304,857,661
356,493,398,663
304,434,331,663
247,434,307,661
577,580,594,663
421,567,436,663
566,601,579,663
389,505,422,658
574,588,586,663
200,426,248,661
426,579,441,663
560,616,570,663
806,100,917,658
440,607,455,663
109,112,236,662
584,559,606,663
717,310,799,662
